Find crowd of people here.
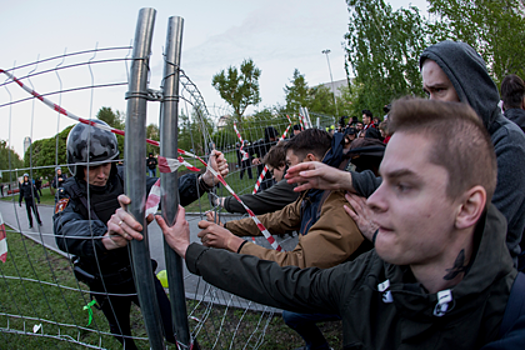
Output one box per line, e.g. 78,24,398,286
110,40,525,349
11,39,518,349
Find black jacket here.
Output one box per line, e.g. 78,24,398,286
146,156,158,170
53,166,203,278
504,108,525,134
19,181,40,204
187,204,517,349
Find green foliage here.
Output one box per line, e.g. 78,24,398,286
146,123,160,156
283,69,352,118
0,140,24,181
345,0,429,117
178,110,214,155
96,106,125,130
284,69,310,114
427,0,525,85
212,59,262,123
23,125,73,180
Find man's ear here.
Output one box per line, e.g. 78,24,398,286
520,97,525,110
305,153,318,162
455,185,487,230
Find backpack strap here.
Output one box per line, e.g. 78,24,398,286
499,272,525,338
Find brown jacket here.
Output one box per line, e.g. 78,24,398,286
224,190,368,269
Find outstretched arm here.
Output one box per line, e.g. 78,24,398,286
285,161,354,192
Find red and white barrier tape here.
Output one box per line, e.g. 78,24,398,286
0,212,7,263
0,69,285,251
233,123,249,161
252,123,292,194
150,155,283,251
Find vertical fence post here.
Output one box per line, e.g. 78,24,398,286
160,16,192,348
125,8,165,350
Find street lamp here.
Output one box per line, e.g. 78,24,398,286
321,49,339,117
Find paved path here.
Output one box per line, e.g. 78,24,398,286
0,200,297,309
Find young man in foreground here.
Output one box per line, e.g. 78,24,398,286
114,99,517,349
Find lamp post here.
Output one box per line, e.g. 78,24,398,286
321,49,338,117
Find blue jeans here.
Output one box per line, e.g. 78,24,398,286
148,168,156,177
282,311,340,350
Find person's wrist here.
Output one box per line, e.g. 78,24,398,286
176,242,190,259
227,235,245,253
341,171,353,191
199,174,213,192
203,171,215,187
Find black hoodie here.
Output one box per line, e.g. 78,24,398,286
353,41,525,262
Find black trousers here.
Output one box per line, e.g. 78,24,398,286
239,160,253,180
91,276,175,349
24,198,41,227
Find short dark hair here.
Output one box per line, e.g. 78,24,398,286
263,142,287,169
284,128,332,161
362,109,373,118
293,124,301,131
389,98,497,202
501,74,525,109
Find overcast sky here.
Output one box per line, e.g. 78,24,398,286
1,0,428,156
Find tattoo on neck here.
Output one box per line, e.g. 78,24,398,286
443,249,468,280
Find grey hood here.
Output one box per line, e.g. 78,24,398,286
420,40,501,131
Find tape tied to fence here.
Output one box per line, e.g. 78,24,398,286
83,299,97,326
233,122,249,161
2,69,283,251
0,212,7,263
146,156,282,251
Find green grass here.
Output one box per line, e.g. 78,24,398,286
0,225,344,349
0,225,133,349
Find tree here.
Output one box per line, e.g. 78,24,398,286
24,125,73,180
345,0,430,116
212,59,262,124
146,124,160,156
427,0,525,85
97,106,125,130
284,69,310,114
0,140,24,181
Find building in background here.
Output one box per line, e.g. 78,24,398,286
23,136,31,156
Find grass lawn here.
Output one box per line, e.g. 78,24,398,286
0,225,344,349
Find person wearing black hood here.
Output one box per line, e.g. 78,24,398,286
19,173,42,229
287,41,525,269
501,74,525,133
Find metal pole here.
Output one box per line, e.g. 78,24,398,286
160,16,191,348
125,8,165,350
321,49,339,117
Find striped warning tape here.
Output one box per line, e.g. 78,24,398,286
1,69,283,251
233,123,249,161
252,121,292,194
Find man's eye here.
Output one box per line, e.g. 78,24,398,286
396,183,410,193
